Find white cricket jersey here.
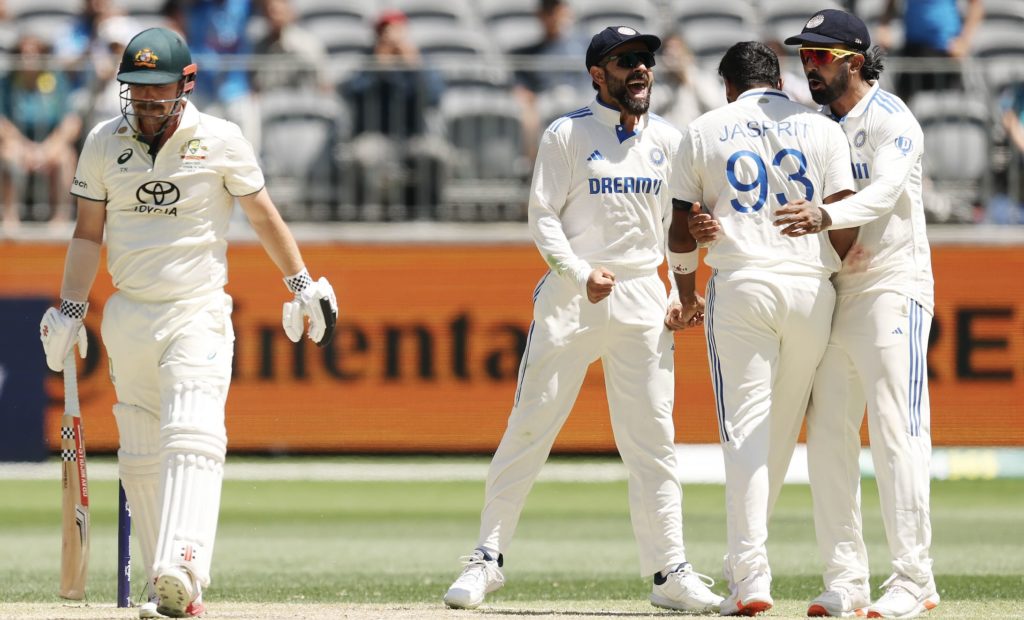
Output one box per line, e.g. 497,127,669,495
72,102,264,303
527,98,683,291
673,88,855,277
821,82,935,313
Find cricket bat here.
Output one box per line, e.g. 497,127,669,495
60,351,89,599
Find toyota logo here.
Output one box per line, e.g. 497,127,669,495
136,181,180,206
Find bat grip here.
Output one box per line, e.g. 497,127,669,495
63,351,80,417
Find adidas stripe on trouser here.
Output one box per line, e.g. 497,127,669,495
807,290,934,592
705,271,835,590
477,271,685,577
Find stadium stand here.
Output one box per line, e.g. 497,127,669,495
910,90,993,217
1,0,1023,223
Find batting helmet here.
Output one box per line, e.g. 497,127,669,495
118,27,197,87
117,28,197,137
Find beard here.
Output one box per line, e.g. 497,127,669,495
809,67,850,105
606,70,652,115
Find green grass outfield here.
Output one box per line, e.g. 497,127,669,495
1,457,1022,619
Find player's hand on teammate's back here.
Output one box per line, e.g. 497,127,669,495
774,199,831,237
586,267,616,304
664,294,705,331
39,305,88,371
282,276,339,347
687,202,720,245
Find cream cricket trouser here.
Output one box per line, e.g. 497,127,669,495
705,271,835,591
807,291,934,591
102,290,234,588
477,270,684,577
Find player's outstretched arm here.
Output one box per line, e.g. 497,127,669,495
40,198,104,371
239,189,338,347
774,188,856,237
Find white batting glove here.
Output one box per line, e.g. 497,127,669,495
282,269,338,347
39,300,88,372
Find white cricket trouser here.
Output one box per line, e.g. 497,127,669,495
705,271,835,591
477,270,684,577
102,290,234,587
807,291,934,591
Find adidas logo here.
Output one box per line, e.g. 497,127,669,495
586,150,605,161
892,327,903,335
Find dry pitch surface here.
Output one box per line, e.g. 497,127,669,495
3,600,1021,619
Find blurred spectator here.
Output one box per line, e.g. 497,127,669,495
54,0,137,78
251,0,329,93
988,83,1024,224
0,34,82,231
72,17,138,132
876,0,983,98
341,9,449,219
510,0,590,160
162,0,261,146
652,32,723,128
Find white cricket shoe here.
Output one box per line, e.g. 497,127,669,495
720,573,773,616
155,566,206,618
807,584,870,617
138,587,160,619
443,548,505,609
650,562,723,612
865,574,939,619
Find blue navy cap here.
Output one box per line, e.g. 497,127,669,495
586,26,661,69
784,9,870,52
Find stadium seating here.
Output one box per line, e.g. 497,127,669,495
258,89,348,220
1,0,1022,222
971,22,1024,96
673,0,755,38
910,90,993,209
572,0,657,35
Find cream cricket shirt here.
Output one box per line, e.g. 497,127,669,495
72,102,264,302
672,88,855,278
527,98,683,293
821,82,935,313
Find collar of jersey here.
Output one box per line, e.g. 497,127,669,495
591,97,647,130
737,87,789,101
826,80,879,122
591,97,647,143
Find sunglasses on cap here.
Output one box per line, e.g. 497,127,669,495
602,50,656,69
798,46,862,66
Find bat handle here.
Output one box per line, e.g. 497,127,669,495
63,351,79,417
117,482,132,607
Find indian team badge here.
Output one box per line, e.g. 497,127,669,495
853,129,867,148
649,147,665,166
133,48,159,69
806,14,825,29
617,27,637,35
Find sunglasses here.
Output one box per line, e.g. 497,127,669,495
602,50,656,69
798,47,862,65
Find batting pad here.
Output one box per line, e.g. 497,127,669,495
114,403,162,588
154,380,227,587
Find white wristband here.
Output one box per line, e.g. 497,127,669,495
668,250,699,275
